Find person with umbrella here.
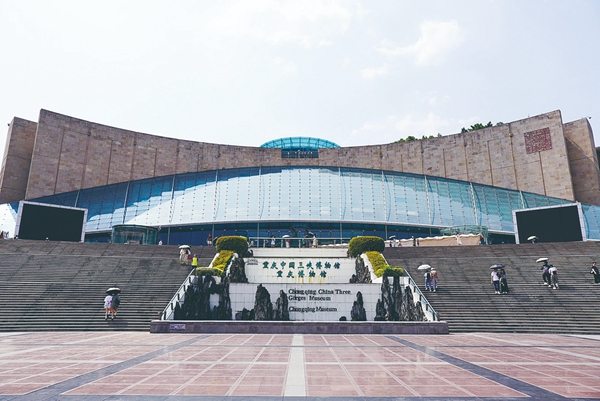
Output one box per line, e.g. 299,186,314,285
104,289,114,320
541,261,551,287
490,264,503,294
108,287,121,319
418,264,432,291
179,245,190,265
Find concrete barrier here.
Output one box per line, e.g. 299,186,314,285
150,320,449,335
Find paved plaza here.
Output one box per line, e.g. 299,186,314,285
0,331,599,400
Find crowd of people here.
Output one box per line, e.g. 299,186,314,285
419,257,595,296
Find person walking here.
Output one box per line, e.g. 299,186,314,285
103,293,113,320
549,265,559,289
591,262,600,284
110,292,121,320
541,261,551,286
191,254,198,270
499,268,509,294
206,234,212,246
424,270,432,291
430,269,439,292
491,268,500,294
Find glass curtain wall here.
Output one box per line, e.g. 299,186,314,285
2,166,598,244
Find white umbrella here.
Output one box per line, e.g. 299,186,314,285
536,257,549,263
490,264,505,269
527,236,538,241
179,245,190,249
417,264,431,270
282,235,290,238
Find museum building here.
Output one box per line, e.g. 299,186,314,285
0,109,599,245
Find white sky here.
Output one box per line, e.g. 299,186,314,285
1,0,599,156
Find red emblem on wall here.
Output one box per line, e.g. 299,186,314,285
524,127,552,154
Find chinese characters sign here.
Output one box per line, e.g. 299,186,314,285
524,127,552,154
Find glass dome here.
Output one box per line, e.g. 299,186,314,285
260,137,340,150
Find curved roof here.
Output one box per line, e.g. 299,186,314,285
260,137,340,149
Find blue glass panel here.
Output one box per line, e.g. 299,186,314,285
123,176,173,227
426,177,476,227
35,191,78,207
171,171,217,224
339,169,385,223
76,183,128,231
582,204,600,240
472,184,519,232
214,168,261,222
384,173,428,225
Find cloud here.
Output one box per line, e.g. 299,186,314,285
395,113,450,137
273,57,298,77
376,20,463,66
361,64,390,79
349,113,450,145
210,0,358,48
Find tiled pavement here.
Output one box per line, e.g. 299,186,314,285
0,332,599,400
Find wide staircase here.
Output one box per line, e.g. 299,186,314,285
0,240,216,331
2,239,600,333
384,241,600,334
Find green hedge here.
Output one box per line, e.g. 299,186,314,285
365,251,404,278
211,249,234,275
195,267,224,277
215,236,248,255
348,236,385,257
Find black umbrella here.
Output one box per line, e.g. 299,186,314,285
489,264,505,270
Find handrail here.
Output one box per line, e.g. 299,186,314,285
160,268,196,320
404,271,439,321
160,252,230,320
249,236,350,248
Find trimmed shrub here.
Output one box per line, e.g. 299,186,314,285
215,236,248,255
211,250,234,275
366,250,404,278
195,267,224,277
382,267,404,277
348,236,385,257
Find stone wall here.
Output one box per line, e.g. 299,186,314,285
1,108,596,205
563,118,600,205
0,117,37,204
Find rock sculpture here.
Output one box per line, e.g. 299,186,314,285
414,301,425,321
229,256,248,283
374,298,386,321
400,285,418,321
274,290,290,321
350,291,367,321
354,257,372,283
391,276,403,320
212,276,232,320
235,308,253,320
254,284,273,320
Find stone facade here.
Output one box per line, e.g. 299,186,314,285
0,117,38,204
1,108,597,206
